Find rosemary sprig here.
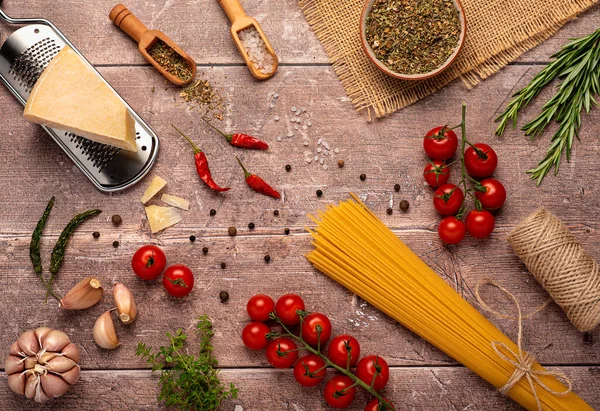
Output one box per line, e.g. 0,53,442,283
495,28,600,185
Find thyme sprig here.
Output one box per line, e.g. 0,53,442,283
495,28,600,185
136,315,238,410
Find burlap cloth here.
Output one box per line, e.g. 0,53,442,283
299,0,598,118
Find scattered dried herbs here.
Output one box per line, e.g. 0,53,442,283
148,40,193,82
136,315,238,410
180,79,229,121
365,0,461,75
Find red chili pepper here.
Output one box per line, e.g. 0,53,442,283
235,156,281,199
172,125,230,192
202,118,269,150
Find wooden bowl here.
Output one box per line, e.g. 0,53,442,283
360,0,466,81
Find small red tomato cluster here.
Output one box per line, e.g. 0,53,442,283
242,293,394,410
131,245,194,298
422,107,507,245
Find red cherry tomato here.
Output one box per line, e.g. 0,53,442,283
241,322,270,350
265,338,298,369
365,398,395,411
275,294,305,325
162,265,194,298
301,313,332,346
247,294,275,322
475,178,506,210
466,210,495,239
423,126,458,160
438,216,466,245
323,375,356,409
293,354,327,387
423,160,450,187
433,184,464,216
356,355,390,392
464,143,498,178
327,335,361,368
131,245,166,280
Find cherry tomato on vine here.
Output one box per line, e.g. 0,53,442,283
438,216,466,245
423,160,450,187
247,294,275,322
162,265,194,298
275,294,305,325
465,210,495,239
293,354,327,387
365,398,395,411
356,355,390,392
132,245,166,280
324,375,356,409
327,335,361,368
301,312,332,346
265,337,298,368
464,143,498,178
241,322,270,350
433,184,464,216
475,178,506,210
423,126,458,160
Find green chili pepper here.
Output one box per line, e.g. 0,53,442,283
30,197,55,274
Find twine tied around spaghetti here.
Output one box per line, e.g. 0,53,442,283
475,280,571,411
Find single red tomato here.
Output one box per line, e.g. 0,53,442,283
464,143,498,178
323,375,356,409
132,245,166,280
438,216,466,245
241,322,270,350
466,210,495,239
423,126,458,160
162,264,194,298
301,313,332,346
433,184,464,216
423,160,450,187
265,338,298,369
475,178,506,210
247,294,275,322
275,294,305,325
327,335,361,368
293,354,327,387
364,398,395,411
356,355,390,392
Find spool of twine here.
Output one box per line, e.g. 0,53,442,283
507,208,600,332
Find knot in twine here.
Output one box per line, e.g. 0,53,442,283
475,280,572,411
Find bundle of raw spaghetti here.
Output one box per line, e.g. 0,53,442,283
306,196,591,411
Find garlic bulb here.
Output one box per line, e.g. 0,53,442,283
5,327,80,403
60,277,103,310
93,310,120,349
113,282,137,324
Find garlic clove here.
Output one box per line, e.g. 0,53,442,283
43,330,71,352
24,356,37,370
9,341,22,356
7,372,26,396
60,277,104,310
61,342,80,363
93,310,120,349
38,352,59,364
113,282,137,324
18,330,40,356
46,356,76,373
5,355,25,375
24,374,38,400
34,327,53,347
60,364,81,385
34,379,51,403
41,373,70,399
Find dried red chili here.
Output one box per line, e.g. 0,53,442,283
235,156,280,199
172,125,231,192
202,118,269,150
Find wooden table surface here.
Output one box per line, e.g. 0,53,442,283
1,1,599,410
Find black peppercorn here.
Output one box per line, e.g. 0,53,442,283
92,231,100,239
285,164,292,172
219,291,229,303
360,174,366,181
248,222,255,230
112,240,119,248
284,228,290,235
394,184,401,192
220,262,227,269
399,200,410,211
274,210,280,216
189,235,196,242
202,247,209,255
209,209,217,216
228,226,237,236
316,189,323,197
111,214,122,226
386,208,393,215
264,255,271,263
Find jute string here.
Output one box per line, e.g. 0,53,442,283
475,280,572,411
508,208,600,332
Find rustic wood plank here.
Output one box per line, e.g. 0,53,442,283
1,367,599,410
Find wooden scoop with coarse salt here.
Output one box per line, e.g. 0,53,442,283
109,4,196,86
217,0,278,80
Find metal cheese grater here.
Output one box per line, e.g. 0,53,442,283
0,4,159,192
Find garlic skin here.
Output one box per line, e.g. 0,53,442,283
5,327,80,403
93,310,120,349
60,277,104,310
113,282,137,324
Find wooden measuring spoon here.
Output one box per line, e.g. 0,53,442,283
109,4,196,86
218,0,278,80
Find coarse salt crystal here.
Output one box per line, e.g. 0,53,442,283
294,125,299,130
323,165,328,170
303,125,308,130
319,158,325,164
287,131,294,137
303,140,310,146
291,106,297,112
276,136,282,141
274,116,280,121
273,93,279,98
295,110,302,116
316,147,322,153
317,138,322,145
307,121,312,127
305,158,312,164
302,107,307,112
334,148,340,153
269,104,275,109
314,156,319,161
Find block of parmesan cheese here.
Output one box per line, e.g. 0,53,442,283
161,194,190,210
145,205,181,233
141,176,167,204
23,46,137,152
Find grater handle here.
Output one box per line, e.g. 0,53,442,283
109,4,148,44
218,0,247,25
